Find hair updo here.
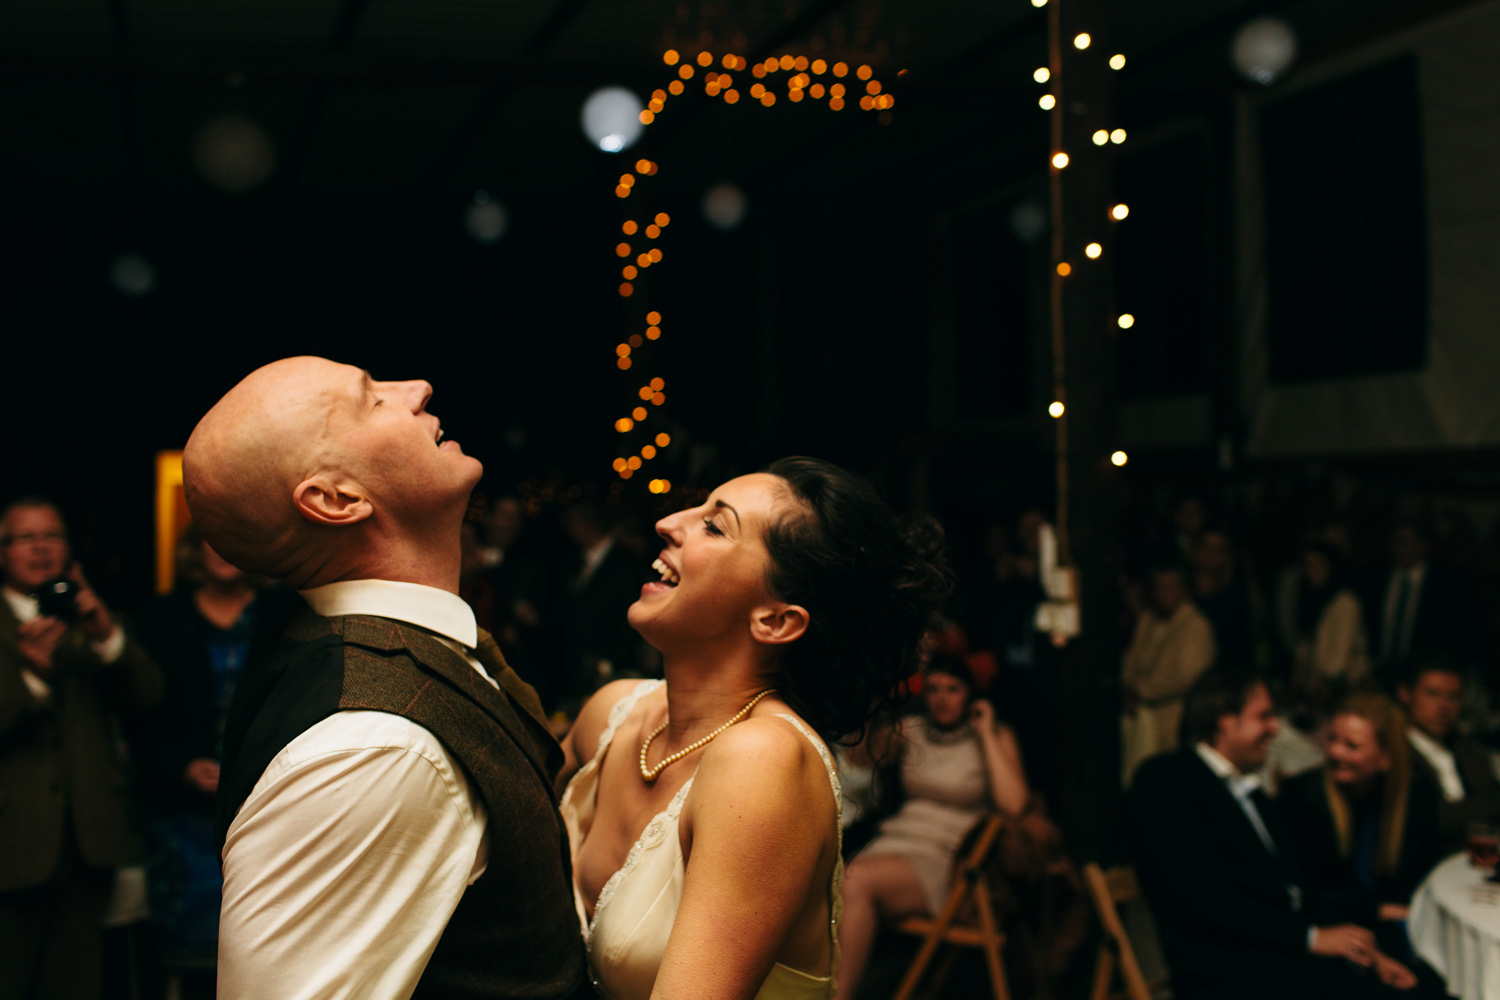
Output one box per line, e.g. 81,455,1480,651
760,457,951,742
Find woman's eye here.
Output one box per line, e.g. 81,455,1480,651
703,518,723,536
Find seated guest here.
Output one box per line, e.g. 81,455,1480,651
1130,669,1427,999
838,656,1079,998
1278,692,1442,962
1189,526,1258,660
1397,653,1500,855
1289,543,1372,700
1121,561,1215,784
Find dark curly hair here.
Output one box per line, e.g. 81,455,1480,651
760,457,951,742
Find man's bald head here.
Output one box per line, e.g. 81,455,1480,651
184,357,482,589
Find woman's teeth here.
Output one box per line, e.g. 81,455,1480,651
651,558,680,585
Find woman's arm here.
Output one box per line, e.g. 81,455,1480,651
555,678,648,796
970,700,1030,816
650,719,835,1000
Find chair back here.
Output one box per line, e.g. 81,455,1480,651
1083,863,1157,1000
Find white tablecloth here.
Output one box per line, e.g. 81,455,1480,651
1411,852,1500,999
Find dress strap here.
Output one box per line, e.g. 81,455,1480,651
772,713,844,990
585,680,663,772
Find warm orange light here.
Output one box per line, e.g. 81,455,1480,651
810,83,825,98
722,53,735,67
1111,451,1128,467
655,432,671,447
697,50,712,67
651,392,665,405
764,57,779,72
650,377,665,390
1056,262,1072,276
648,479,664,494
645,224,661,238
830,83,845,98
648,99,664,112
716,73,732,87
646,326,661,340
616,344,632,359
830,97,844,110
637,253,651,267
617,357,632,370
639,386,654,400
1110,54,1126,70
633,406,647,421
659,480,671,493
761,92,776,106
780,55,794,70
866,80,881,95
1117,313,1135,329
725,89,740,103
1034,67,1051,83
664,50,680,65
648,248,662,262
789,89,805,102
622,221,637,236
646,310,662,324
637,111,654,126
668,80,684,95
1112,203,1130,220
1049,401,1066,418
612,458,628,472
794,56,809,71
628,334,643,348
655,213,670,227
622,265,638,279
1074,33,1091,49
1085,242,1102,259
615,184,630,197
812,59,827,75
1051,152,1069,169
750,83,765,98
679,65,694,79
705,82,721,96
619,174,635,187
1092,129,1108,146
620,468,633,479
619,282,634,297
752,63,766,78
652,89,667,101
859,95,874,110
833,62,848,77
641,445,657,459
616,243,631,257
615,417,634,432
627,456,642,470
857,64,872,80
1110,128,1126,144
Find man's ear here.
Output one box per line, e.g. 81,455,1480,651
293,477,373,527
749,603,809,647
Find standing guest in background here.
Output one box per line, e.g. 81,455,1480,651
1290,543,1372,702
185,357,585,1000
0,497,163,1000
1365,520,1485,686
1397,653,1500,855
551,499,649,713
1189,526,1258,664
480,495,551,708
1278,692,1442,965
131,525,298,982
1120,561,1216,784
1130,669,1427,999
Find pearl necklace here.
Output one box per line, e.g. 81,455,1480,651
639,688,778,782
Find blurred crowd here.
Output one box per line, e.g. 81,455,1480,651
1,474,1494,999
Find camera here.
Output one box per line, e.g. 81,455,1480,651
33,577,81,623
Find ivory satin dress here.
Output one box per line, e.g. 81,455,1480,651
560,681,843,1000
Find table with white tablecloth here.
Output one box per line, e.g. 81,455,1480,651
1411,852,1500,999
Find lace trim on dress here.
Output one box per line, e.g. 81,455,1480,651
773,714,845,993
587,776,695,941
587,680,663,775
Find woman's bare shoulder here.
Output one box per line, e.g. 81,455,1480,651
566,679,663,767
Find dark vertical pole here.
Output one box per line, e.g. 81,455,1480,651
1050,0,1121,863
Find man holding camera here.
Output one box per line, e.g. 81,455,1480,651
0,497,163,1000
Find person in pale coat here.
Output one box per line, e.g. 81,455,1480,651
1122,562,1216,784
1291,544,1371,698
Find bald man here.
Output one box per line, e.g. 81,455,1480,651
185,358,585,1000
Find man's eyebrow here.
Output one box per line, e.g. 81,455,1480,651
714,499,741,531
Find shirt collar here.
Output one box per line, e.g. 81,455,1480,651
1196,742,1262,796
1407,725,1452,760
2,587,38,623
299,580,478,650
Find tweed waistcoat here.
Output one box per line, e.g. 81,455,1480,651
217,611,587,1000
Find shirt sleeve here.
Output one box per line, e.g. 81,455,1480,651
218,712,488,1000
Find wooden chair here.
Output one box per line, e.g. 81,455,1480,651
1082,863,1168,1000
890,813,1011,1000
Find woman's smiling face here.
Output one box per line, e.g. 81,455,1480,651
629,473,797,652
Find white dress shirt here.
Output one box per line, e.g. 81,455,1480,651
217,580,495,1000
1408,726,1466,803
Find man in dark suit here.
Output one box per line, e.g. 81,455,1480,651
1129,668,1425,999
552,499,648,712
184,357,586,1000
1366,521,1484,684
1399,652,1500,855
0,497,163,1000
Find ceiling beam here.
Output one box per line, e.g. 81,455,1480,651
277,0,375,191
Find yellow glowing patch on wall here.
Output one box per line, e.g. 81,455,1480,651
155,450,187,594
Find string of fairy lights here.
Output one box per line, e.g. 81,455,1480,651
1033,0,1132,569
608,48,896,493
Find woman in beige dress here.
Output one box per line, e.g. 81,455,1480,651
557,458,948,1000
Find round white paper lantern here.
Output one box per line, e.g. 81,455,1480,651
702,182,748,232
1231,17,1298,86
581,87,645,153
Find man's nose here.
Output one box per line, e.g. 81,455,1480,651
393,379,434,412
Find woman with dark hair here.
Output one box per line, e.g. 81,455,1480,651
1290,543,1372,698
557,457,949,1000
1279,692,1442,966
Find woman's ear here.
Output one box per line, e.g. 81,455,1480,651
750,603,809,646
293,477,373,526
